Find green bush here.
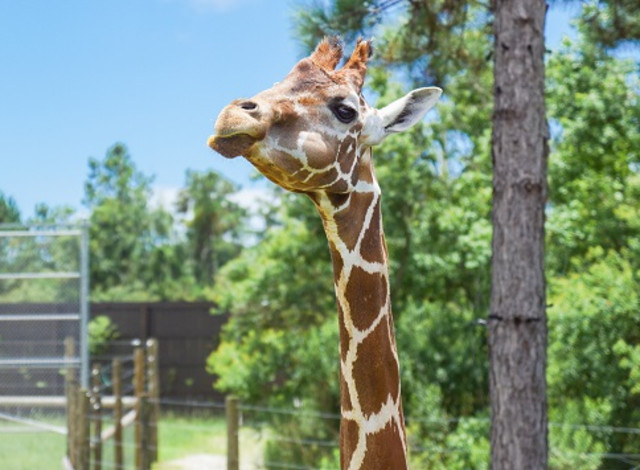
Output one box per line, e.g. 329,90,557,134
88,315,120,356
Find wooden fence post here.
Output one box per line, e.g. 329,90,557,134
139,393,153,470
91,365,102,470
146,338,160,464
226,395,240,470
65,337,76,467
112,358,123,469
134,346,146,470
76,388,90,470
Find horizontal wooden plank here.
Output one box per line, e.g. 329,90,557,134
0,396,136,408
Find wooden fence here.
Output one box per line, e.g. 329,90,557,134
64,337,160,470
0,301,229,399
94,301,227,399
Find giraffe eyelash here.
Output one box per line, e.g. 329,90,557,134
330,102,358,124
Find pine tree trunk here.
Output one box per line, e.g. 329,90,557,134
489,1,549,469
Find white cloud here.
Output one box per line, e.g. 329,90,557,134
229,187,276,239
228,187,274,214
149,185,181,213
149,184,275,244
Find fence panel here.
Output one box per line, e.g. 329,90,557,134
0,223,89,467
91,301,228,399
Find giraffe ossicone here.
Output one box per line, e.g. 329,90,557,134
209,37,441,470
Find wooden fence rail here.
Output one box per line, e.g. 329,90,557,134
64,337,160,470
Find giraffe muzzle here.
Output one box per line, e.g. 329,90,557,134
208,100,269,158
208,133,259,159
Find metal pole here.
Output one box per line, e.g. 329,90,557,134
80,220,90,389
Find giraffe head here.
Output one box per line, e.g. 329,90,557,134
208,38,441,194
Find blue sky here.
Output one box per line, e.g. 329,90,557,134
0,0,579,218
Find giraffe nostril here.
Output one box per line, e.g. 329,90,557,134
239,101,258,111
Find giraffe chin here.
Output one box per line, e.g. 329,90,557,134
207,134,258,159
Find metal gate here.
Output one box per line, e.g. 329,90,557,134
0,223,89,414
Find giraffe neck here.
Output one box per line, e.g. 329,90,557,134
312,175,407,470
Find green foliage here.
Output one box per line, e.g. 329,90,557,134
542,32,640,468
1,2,638,467
207,202,340,466
547,251,640,466
0,203,81,302
208,3,640,469
579,0,640,48
399,301,487,419
176,170,247,285
88,315,120,356
0,191,21,224
85,143,171,298
208,207,337,402
546,35,640,275
2,143,250,302
295,1,491,86
83,144,247,300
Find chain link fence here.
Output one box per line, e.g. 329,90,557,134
0,223,89,454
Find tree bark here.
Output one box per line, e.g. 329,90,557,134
489,1,549,469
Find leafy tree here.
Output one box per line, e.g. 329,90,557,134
489,0,549,466
0,192,22,297
88,315,120,356
176,170,247,286
579,0,640,48
84,143,153,293
546,33,640,275
209,2,640,468
208,2,496,468
0,191,20,224
295,0,490,86
0,201,81,302
547,250,640,469
543,28,640,470
84,143,191,299
208,201,339,465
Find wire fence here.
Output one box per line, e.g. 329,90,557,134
3,385,640,469
0,224,92,469
0,223,90,398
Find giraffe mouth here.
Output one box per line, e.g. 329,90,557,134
207,133,260,159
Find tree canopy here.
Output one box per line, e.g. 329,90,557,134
206,2,640,468
1,2,638,467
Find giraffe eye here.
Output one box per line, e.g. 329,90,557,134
330,103,357,124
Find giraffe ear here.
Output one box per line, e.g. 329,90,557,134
378,87,442,135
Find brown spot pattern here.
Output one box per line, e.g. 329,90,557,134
339,136,357,174
345,265,387,332
335,191,374,251
340,369,354,412
307,167,339,188
352,315,400,417
360,420,407,470
340,419,360,470
359,200,385,264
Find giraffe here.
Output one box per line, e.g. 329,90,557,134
208,38,441,470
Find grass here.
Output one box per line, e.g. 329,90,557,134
0,411,263,470
0,428,66,470
155,412,264,468
156,412,227,462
